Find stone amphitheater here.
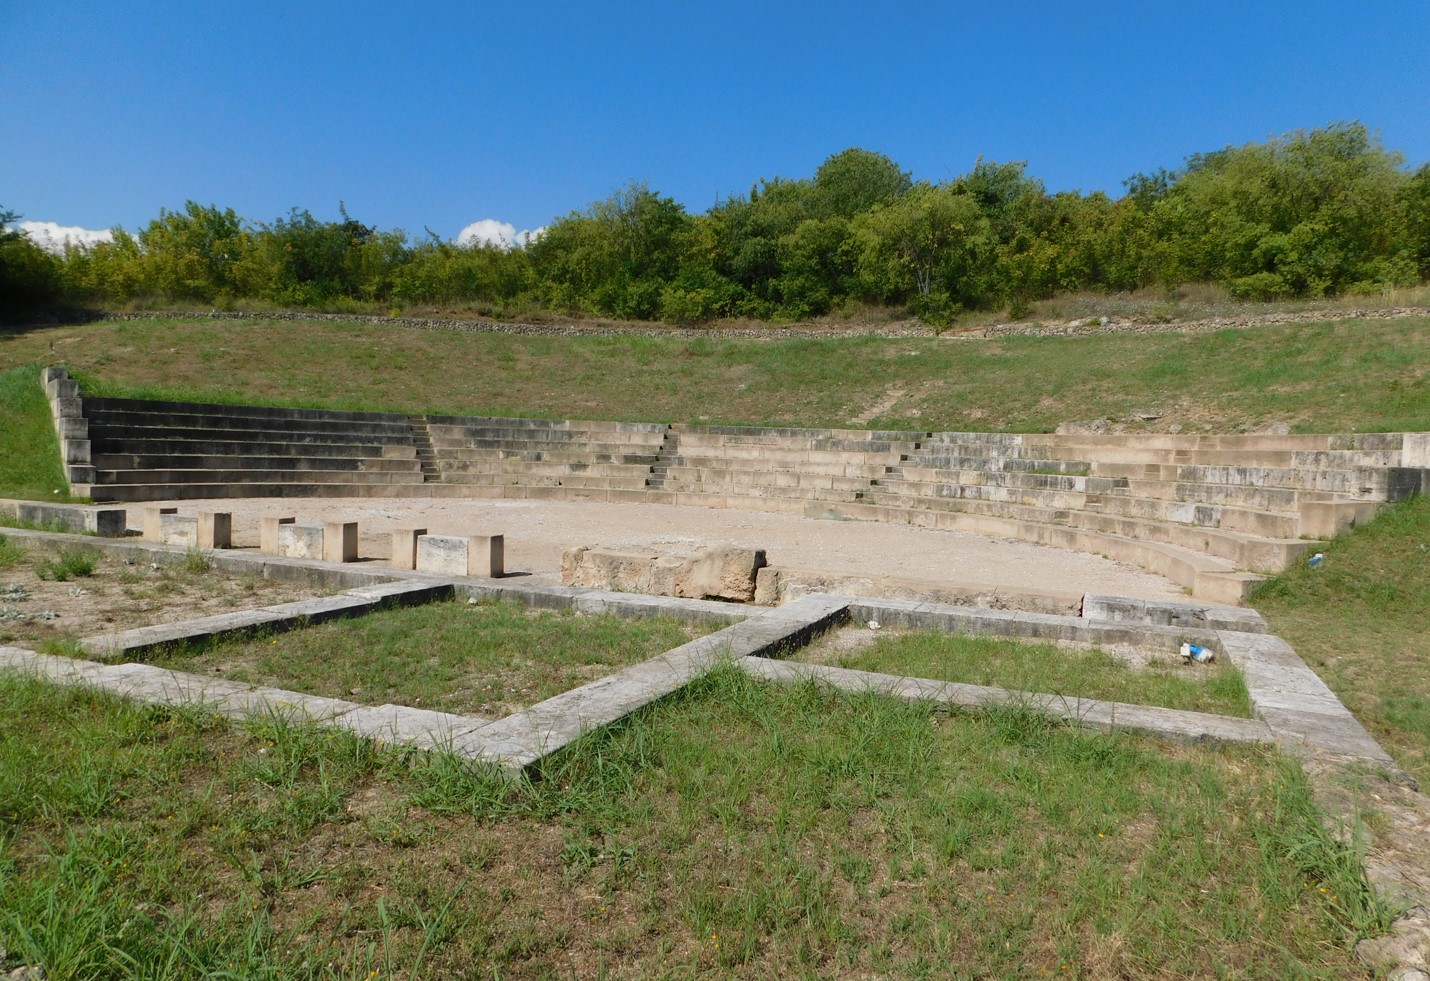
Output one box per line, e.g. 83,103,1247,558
15,365,1430,974
44,367,1430,605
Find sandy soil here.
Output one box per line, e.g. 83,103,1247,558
0,539,323,646
125,497,1185,602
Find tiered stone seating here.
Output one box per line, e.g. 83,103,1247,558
84,398,427,501
652,425,927,512
67,379,1428,605
425,416,668,501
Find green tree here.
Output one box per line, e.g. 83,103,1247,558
810,147,912,219
0,205,61,313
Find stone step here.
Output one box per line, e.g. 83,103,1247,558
1086,494,1302,539
427,428,666,449
1091,461,1392,497
896,454,1092,475
662,468,874,493
83,409,412,439
89,424,417,447
1021,431,1404,453
829,500,1259,604
673,423,929,442
432,445,661,464
869,477,1092,511
83,396,410,426
435,472,652,491
92,453,421,473
426,415,668,434
879,471,1305,538
862,489,1309,572
88,481,450,502
1032,445,1403,469
672,434,923,454
89,437,416,459
888,467,1125,493
657,454,894,477
94,468,427,486
438,460,655,478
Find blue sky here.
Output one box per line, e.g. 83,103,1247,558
4,1,1428,245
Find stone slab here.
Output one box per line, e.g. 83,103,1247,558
332,704,493,750
449,595,853,770
416,534,504,577
277,522,326,560
739,658,1276,747
81,608,290,659
1081,594,1266,633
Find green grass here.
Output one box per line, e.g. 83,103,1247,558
4,314,1429,434
0,365,75,502
0,666,1389,978
1253,495,1430,786
801,631,1254,718
152,600,711,717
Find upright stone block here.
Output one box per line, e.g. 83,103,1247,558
197,512,232,549
323,521,359,563
160,514,199,548
469,534,504,578
260,516,296,554
143,507,179,542
390,527,428,570
277,523,324,560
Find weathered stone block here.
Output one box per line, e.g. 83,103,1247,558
277,522,325,559
390,527,428,570
160,514,199,548
143,507,179,542
323,521,359,563
416,534,504,577
259,516,295,554
673,545,766,602
198,511,232,549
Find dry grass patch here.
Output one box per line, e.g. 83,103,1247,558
0,534,318,650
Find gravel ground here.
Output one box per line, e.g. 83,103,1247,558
125,497,1186,602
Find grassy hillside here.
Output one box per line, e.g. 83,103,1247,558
2,313,1427,432
1254,496,1430,786
0,365,76,502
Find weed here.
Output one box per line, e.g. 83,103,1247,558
0,534,23,570
35,546,99,582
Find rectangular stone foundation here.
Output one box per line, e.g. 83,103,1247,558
416,534,504,578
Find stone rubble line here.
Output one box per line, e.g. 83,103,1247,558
0,528,1400,780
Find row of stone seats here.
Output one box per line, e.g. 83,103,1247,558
424,416,667,495
82,397,428,501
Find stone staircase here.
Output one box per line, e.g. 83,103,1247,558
423,416,668,500
60,377,1430,604
82,397,427,501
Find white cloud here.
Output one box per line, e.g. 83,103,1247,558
456,218,545,249
20,221,114,254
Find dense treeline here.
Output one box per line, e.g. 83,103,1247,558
5,123,1430,323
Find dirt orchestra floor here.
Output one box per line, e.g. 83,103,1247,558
125,496,1187,602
